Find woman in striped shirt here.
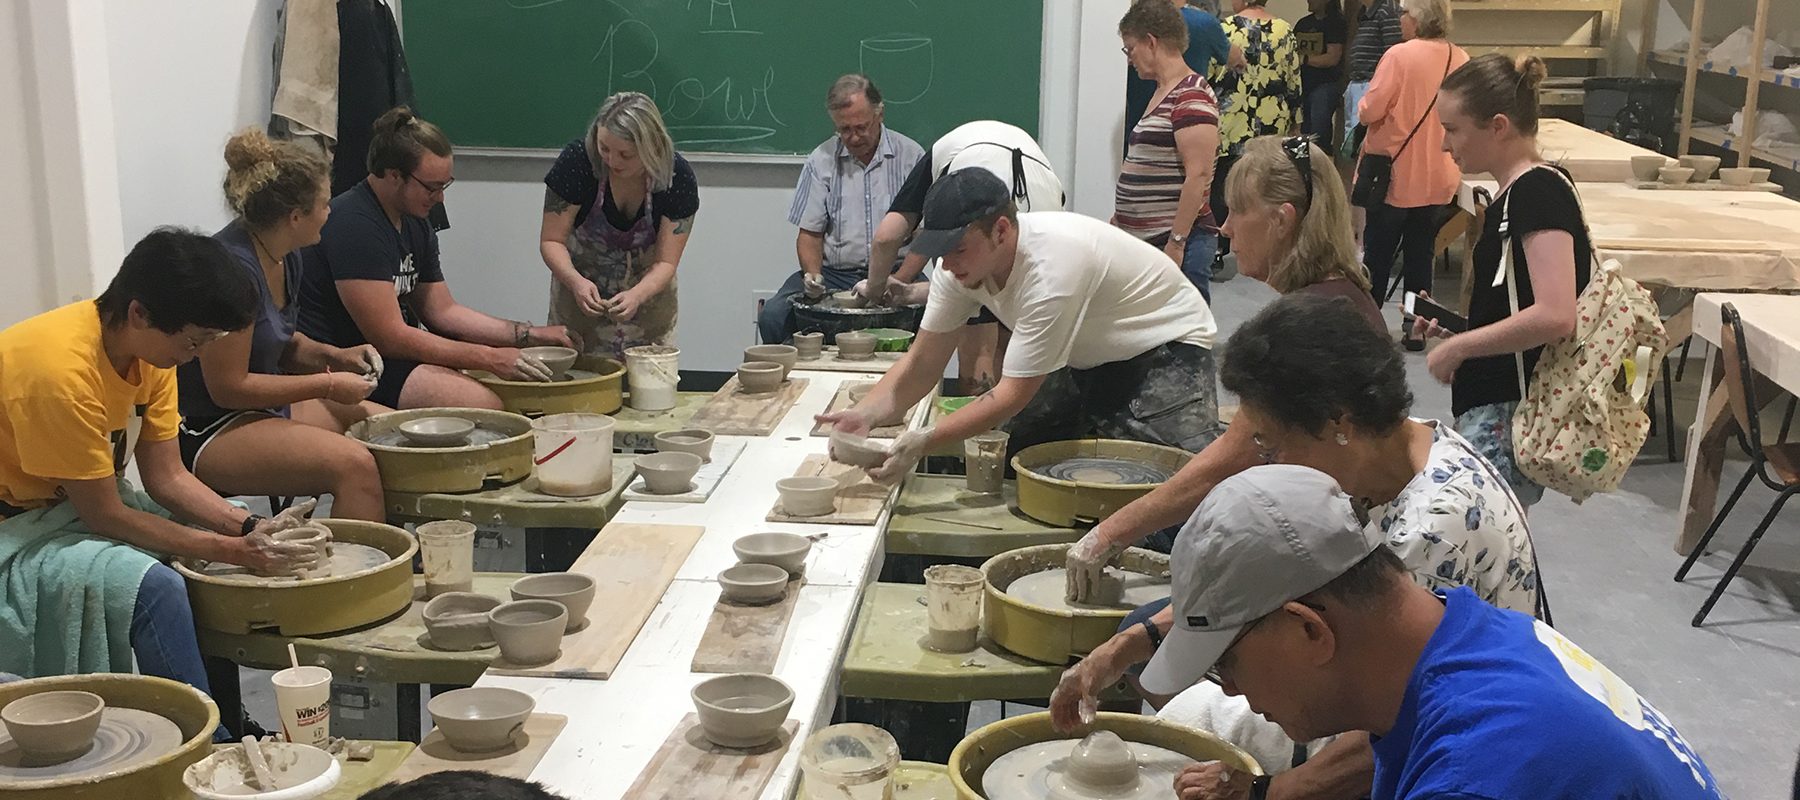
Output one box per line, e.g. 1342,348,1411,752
1115,0,1223,303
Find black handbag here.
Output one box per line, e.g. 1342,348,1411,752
1352,46,1454,209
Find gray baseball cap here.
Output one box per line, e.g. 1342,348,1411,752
1140,465,1383,696
910,168,1014,258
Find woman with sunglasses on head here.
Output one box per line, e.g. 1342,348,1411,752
1051,293,1539,798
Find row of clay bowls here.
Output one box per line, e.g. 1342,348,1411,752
421,572,596,664
633,428,716,494
716,532,811,605
1631,154,1769,186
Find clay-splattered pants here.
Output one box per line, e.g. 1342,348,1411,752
1003,341,1223,460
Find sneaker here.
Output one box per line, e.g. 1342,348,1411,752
1401,334,1425,352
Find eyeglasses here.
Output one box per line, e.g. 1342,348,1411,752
182,330,228,352
1281,135,1314,210
1202,599,1327,686
404,172,454,195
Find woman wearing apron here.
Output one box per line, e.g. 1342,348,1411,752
540,92,700,359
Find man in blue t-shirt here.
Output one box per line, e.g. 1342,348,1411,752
1124,0,1231,158
1136,465,1724,800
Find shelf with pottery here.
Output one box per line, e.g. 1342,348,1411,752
1688,124,1800,174
1669,0,1785,174
1647,49,1800,90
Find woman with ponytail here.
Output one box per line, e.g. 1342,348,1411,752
176,129,385,521
1412,54,1590,506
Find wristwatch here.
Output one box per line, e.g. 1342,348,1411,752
1170,232,1189,244
1249,775,1272,800
240,514,266,536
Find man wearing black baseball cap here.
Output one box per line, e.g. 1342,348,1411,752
819,169,1220,488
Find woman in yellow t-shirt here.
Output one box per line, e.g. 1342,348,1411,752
1208,0,1302,271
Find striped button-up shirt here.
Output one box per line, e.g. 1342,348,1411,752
788,126,924,271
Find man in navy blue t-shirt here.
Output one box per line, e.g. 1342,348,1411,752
1137,466,1724,800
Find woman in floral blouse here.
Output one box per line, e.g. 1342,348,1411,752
1208,0,1301,274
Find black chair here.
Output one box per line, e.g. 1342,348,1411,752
1674,303,1800,626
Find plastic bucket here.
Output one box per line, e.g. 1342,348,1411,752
625,345,680,412
922,565,984,653
416,520,475,597
799,723,901,800
531,413,615,497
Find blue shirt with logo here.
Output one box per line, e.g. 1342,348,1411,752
1372,587,1723,799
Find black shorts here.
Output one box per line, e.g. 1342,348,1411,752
966,307,998,326
369,358,422,408
179,410,277,470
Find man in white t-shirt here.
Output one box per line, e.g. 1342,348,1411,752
819,169,1222,488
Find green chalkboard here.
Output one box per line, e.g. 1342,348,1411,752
402,0,1044,156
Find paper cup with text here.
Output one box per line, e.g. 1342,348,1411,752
272,665,332,747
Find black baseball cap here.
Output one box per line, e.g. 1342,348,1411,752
911,168,1014,258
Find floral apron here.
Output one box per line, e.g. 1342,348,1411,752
547,171,678,360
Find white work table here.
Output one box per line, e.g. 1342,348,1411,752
473,368,914,799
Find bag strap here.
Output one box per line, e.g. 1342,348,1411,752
1392,45,1454,160
1493,164,1595,396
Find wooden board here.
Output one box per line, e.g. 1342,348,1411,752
1625,179,1784,192
621,714,800,800
809,381,922,438
386,713,567,783
687,377,810,436
789,347,904,373
487,523,705,679
690,578,805,674
766,455,890,525
622,439,748,503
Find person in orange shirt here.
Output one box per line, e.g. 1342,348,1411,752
0,229,317,738
1355,0,1467,349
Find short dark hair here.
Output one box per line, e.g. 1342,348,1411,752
94,228,257,333
1302,546,1408,610
970,199,1020,237
366,106,453,177
1219,293,1412,437
359,772,569,800
1119,0,1189,51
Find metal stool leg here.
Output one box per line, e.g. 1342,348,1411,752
1780,397,1797,444
1675,465,1758,581
1693,488,1799,626
1662,358,1678,462
1674,337,1695,383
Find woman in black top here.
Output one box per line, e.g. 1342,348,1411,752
1412,54,1591,505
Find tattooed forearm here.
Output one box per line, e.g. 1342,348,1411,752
672,216,695,235
543,188,573,214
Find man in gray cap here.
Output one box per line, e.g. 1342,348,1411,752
1085,465,1721,800
818,169,1221,493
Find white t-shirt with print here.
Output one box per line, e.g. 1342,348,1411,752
918,212,1216,378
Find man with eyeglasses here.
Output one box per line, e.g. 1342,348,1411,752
757,74,923,346
1055,465,1723,800
298,107,578,410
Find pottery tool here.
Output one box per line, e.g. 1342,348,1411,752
765,455,890,524
687,377,811,436
385,713,567,784
621,714,800,800
240,736,275,791
919,516,1004,531
691,577,805,674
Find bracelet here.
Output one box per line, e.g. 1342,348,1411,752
513,321,531,346
1140,619,1164,649
1250,775,1272,800
240,514,266,536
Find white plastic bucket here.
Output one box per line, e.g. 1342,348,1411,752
531,413,615,497
625,345,680,411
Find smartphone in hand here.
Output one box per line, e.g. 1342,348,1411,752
1403,292,1468,333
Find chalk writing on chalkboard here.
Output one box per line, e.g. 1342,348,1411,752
860,35,934,105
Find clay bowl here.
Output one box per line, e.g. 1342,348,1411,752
427,687,535,753
738,362,785,394
1658,166,1694,185
269,524,331,579
835,331,877,361
422,592,502,651
732,532,813,576
397,416,476,447
521,346,579,380
744,344,799,380
830,430,890,469
793,332,824,360
776,476,838,518
635,451,703,495
1629,155,1669,182
1718,167,1756,186
1748,167,1772,183
509,573,596,633
654,428,715,462
718,563,791,605
1,690,105,764
690,673,795,749
1678,154,1721,182
487,600,568,666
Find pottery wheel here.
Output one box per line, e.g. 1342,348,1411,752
196,542,393,583
1041,458,1171,485
366,426,513,449
556,368,601,383
1005,568,1170,611
0,707,183,781
982,739,1192,800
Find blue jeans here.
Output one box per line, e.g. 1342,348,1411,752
1176,232,1217,305
1301,82,1340,150
132,563,231,741
756,266,864,345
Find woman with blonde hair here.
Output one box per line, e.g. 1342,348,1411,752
177,129,385,521
541,91,700,358
1221,134,1385,335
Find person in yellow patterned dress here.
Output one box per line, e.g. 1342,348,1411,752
1208,0,1301,274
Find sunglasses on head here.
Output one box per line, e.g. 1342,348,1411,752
1281,135,1314,210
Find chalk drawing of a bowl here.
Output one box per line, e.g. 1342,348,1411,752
860,35,934,104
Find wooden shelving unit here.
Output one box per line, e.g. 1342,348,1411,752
1669,0,1785,169
1452,0,1622,110
1689,124,1800,173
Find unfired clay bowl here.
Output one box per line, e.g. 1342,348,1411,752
1,690,105,764
422,592,502,651
487,600,568,666
732,532,813,575
398,416,476,447
835,331,877,360
654,428,715,462
1718,167,1768,186
690,673,795,749
270,524,331,579
718,563,790,605
830,430,890,468
1659,166,1694,185
776,476,838,518
635,451,703,495
509,573,596,633
521,346,579,380
738,362,785,394
744,344,798,381
792,332,824,360
1678,154,1721,182
427,687,535,753
1630,155,1670,182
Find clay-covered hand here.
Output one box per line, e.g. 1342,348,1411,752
1173,761,1254,800
867,427,932,486
566,275,609,317
816,408,874,439
802,273,828,300
354,346,383,380
1049,655,1123,733
1065,529,1130,604
530,325,581,352
608,289,645,321
237,527,322,575
323,372,377,405
494,348,556,382
268,498,320,531
852,278,886,305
